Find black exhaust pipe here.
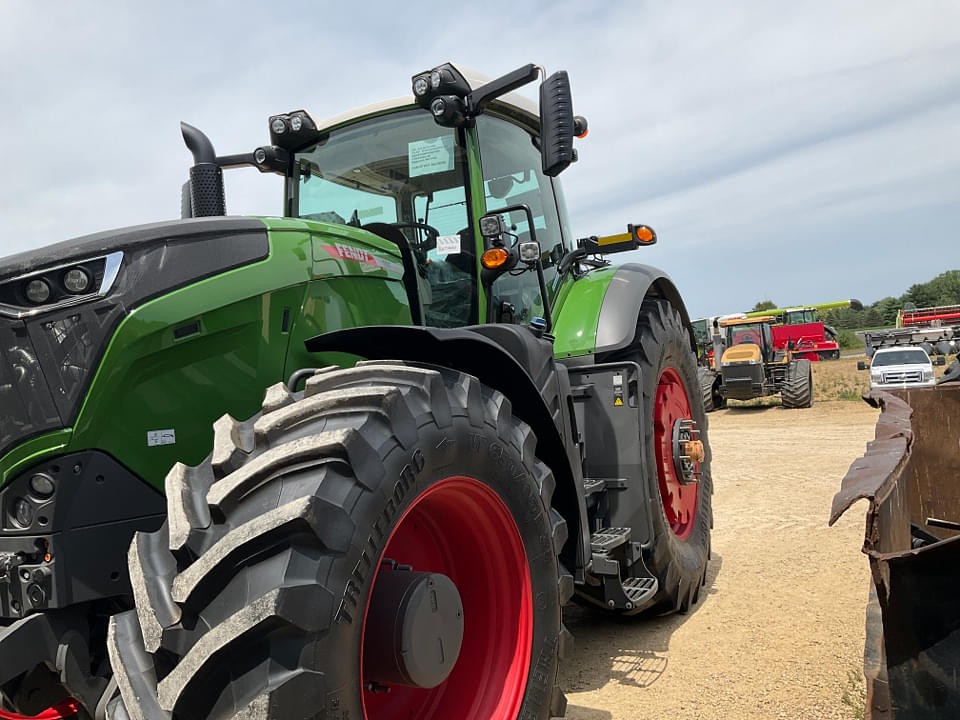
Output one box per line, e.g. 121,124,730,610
181,122,225,217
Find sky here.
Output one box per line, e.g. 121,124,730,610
1,1,958,319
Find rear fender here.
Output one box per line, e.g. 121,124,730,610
553,263,695,359
306,324,590,582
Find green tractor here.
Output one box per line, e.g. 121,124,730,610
0,63,712,720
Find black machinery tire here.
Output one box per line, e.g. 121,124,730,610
612,299,713,614
698,367,717,413
781,358,814,409
106,363,571,720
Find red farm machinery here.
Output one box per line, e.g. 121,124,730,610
864,304,960,358
745,299,863,361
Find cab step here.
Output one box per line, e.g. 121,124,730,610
590,527,630,554
622,576,657,605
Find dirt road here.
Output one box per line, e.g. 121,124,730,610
562,400,879,720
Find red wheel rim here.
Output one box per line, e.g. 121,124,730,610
653,367,699,539
361,477,533,719
0,699,79,720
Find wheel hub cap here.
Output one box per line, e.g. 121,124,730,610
363,566,464,689
671,418,703,485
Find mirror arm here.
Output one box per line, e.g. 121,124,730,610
468,64,540,114
534,258,553,333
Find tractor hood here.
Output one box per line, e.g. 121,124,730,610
0,217,265,282
721,344,762,365
0,217,269,460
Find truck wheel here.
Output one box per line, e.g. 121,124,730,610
106,363,571,720
781,358,813,409
617,299,713,614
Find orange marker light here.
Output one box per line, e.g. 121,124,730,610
635,226,654,243
481,247,510,269
576,128,588,139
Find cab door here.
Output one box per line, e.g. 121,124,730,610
474,114,573,325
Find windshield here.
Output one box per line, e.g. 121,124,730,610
725,323,766,347
293,110,476,328
872,349,930,367
692,319,708,345
784,310,816,324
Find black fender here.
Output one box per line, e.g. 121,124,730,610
306,324,590,582
595,263,696,355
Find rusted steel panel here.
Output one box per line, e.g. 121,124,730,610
831,383,960,719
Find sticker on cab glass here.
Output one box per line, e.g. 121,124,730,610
435,234,461,256
409,136,455,177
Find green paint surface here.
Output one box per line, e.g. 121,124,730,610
551,266,618,357
59,220,410,491
0,430,72,489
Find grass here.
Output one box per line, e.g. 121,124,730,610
813,356,869,402
841,668,866,719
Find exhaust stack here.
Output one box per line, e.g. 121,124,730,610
180,122,226,217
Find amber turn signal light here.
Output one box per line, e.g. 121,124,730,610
482,247,510,269
634,225,655,244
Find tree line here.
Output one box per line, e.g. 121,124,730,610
753,270,960,330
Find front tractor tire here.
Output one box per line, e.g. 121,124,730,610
615,299,713,615
697,367,724,413
107,363,571,720
781,358,813,409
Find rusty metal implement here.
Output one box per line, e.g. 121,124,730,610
831,383,960,719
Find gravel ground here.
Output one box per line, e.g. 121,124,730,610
561,400,878,720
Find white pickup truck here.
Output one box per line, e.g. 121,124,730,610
859,346,945,389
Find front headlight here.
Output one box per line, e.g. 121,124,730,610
923,368,934,381
871,372,883,383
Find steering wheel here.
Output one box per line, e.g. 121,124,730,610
389,222,440,253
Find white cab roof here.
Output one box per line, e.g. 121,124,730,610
305,65,540,134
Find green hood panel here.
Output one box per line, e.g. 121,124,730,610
63,221,410,491
551,266,618,358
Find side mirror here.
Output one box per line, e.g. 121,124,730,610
540,71,575,177
857,361,867,371
937,356,947,366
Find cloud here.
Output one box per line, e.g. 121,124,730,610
1,0,958,320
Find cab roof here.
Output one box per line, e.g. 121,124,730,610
304,65,540,135
720,316,772,327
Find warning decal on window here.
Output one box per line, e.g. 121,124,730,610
409,136,455,177
435,234,461,256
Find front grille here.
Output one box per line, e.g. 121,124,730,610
882,370,923,384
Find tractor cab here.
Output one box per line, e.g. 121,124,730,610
721,317,775,363
181,63,655,335
283,89,571,329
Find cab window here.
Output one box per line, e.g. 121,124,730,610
292,110,475,328
476,115,570,324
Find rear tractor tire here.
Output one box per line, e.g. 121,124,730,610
614,299,713,615
106,363,571,720
781,358,813,409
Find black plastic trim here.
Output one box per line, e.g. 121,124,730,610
594,264,695,355
1,451,166,619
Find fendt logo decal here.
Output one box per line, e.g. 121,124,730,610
319,243,403,276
